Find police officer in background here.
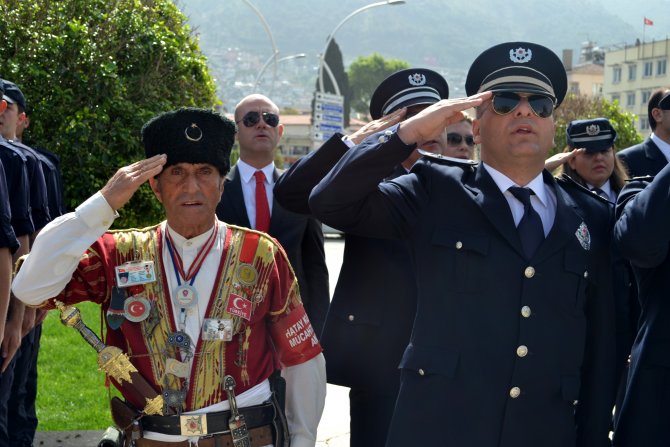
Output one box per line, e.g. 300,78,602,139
0,80,34,447
308,42,617,447
6,82,65,447
275,68,449,446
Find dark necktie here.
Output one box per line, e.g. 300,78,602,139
254,171,270,232
590,187,608,200
508,186,545,259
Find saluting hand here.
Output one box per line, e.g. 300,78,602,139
397,92,491,148
100,154,167,211
348,107,407,145
544,148,585,173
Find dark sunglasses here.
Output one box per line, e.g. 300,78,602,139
491,92,556,118
237,111,279,128
446,133,475,147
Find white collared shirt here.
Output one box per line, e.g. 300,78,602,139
650,133,670,163
236,159,274,229
587,180,617,202
482,163,556,236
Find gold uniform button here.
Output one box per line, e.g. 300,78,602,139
516,345,528,357
510,387,521,398
524,266,535,278
521,306,531,318
455,241,463,249
418,369,425,376
348,315,355,322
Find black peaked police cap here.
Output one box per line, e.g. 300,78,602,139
466,41,568,107
142,108,237,176
567,118,617,152
369,68,449,119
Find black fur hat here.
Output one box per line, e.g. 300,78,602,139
141,107,236,176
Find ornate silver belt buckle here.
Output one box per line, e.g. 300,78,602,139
180,414,208,436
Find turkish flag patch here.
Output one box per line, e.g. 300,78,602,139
226,293,252,321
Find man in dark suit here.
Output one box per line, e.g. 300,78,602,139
612,161,670,447
275,68,450,447
617,88,670,177
216,94,329,336
612,87,670,447
309,42,617,447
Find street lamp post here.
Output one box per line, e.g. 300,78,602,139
317,0,405,95
242,0,280,93
254,53,307,94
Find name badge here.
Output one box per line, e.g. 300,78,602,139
202,318,233,341
115,261,156,288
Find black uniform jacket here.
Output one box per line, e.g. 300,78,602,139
617,137,668,177
309,130,617,447
216,164,330,336
274,134,417,395
613,162,670,447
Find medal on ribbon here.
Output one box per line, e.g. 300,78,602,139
173,284,198,308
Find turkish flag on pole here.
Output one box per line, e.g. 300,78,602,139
644,17,654,26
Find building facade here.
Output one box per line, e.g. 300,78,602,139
603,39,670,137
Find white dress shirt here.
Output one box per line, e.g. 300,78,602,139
482,163,556,236
586,180,617,202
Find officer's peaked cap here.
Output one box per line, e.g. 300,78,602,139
1,79,27,111
466,41,567,107
369,68,449,119
567,118,617,152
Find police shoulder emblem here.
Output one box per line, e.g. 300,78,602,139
509,47,533,63
575,221,591,250
408,73,427,86
585,124,600,136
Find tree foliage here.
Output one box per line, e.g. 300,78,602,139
348,53,410,117
552,94,642,155
0,0,218,228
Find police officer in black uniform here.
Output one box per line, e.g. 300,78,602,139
612,96,670,446
275,68,449,446
309,42,617,447
4,81,65,447
0,79,34,447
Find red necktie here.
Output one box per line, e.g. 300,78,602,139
254,170,270,232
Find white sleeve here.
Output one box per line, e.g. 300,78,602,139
281,353,327,447
12,191,118,305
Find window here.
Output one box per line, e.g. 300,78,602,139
658,59,667,76
642,90,652,104
644,61,653,77
627,92,636,107
640,117,650,130
613,66,622,83
569,82,580,94
628,64,637,81
611,94,620,103
592,83,603,96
